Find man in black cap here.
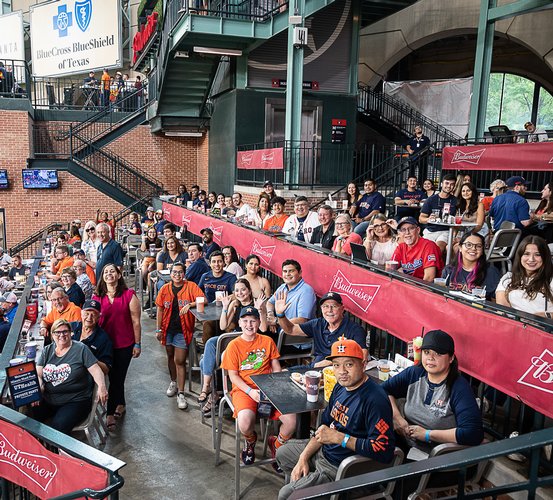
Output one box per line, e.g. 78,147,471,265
274,291,367,368
489,176,532,232
200,227,220,261
71,299,113,374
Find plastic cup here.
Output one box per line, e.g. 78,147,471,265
215,291,225,302
472,287,486,299
196,296,205,313
377,360,391,381
322,366,337,402
434,278,447,287
25,342,37,360
342,200,349,211
149,243,156,256
385,260,399,271
304,370,321,403
455,215,463,225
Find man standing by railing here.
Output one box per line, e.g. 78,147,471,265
405,124,430,179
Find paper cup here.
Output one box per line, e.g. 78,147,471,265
196,296,205,313
304,370,321,403
433,278,447,287
322,366,337,402
215,291,225,302
385,260,399,271
377,360,391,381
472,287,486,298
25,342,38,360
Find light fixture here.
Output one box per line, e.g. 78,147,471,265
193,46,242,57
164,131,203,137
174,51,189,59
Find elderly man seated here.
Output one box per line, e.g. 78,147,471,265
40,288,82,338
276,338,395,500
391,217,443,282
73,259,94,300
274,292,367,368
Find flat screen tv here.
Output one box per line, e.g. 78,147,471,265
22,169,59,189
0,170,8,189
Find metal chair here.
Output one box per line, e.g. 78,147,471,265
406,443,488,500
486,228,521,274
276,331,313,364
71,386,107,447
330,447,405,500
499,221,516,230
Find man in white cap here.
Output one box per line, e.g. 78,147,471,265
142,207,155,229
154,209,168,234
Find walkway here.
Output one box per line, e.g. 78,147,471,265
101,310,283,499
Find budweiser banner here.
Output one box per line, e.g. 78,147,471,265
442,142,553,171
0,419,108,498
164,203,553,418
236,148,284,170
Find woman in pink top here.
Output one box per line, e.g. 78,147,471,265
332,213,362,257
93,264,141,431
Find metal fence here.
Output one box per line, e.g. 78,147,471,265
0,59,30,99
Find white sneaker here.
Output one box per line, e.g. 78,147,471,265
177,392,188,410
166,381,178,397
507,431,526,462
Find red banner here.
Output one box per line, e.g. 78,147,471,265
164,203,553,418
0,419,108,498
236,148,284,170
442,142,553,171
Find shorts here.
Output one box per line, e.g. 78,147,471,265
423,229,449,244
165,331,189,350
231,388,281,420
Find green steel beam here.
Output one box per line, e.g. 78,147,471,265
468,0,496,139
349,0,361,95
236,55,248,89
488,0,553,21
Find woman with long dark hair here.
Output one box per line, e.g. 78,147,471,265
243,254,271,299
442,232,500,299
529,180,553,242
175,184,190,205
422,179,436,199
496,235,553,317
346,182,362,210
222,245,244,278
382,330,483,450
457,182,486,236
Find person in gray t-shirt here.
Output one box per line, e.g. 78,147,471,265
34,319,108,434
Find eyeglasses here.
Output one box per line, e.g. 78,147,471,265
336,222,350,227
373,223,387,229
463,242,484,250
398,226,417,233
53,330,71,336
171,270,184,275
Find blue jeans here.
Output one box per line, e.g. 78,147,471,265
353,221,370,237
199,335,219,377
34,399,92,434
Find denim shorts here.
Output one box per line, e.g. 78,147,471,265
166,331,189,350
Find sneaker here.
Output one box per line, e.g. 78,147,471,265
177,392,188,410
241,433,257,466
166,381,178,397
507,431,526,462
268,436,283,474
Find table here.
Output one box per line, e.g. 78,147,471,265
251,369,325,438
190,302,224,322
429,221,477,265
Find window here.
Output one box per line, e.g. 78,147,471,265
1,0,11,14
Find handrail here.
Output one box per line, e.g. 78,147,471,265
49,474,125,500
288,427,553,499
8,222,69,258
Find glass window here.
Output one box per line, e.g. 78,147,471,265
537,87,553,130
1,1,11,14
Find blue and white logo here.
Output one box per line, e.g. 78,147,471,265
52,4,73,37
75,0,92,32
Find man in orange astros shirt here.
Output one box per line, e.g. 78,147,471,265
40,288,82,338
47,244,74,279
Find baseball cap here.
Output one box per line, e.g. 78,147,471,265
200,227,213,235
319,292,343,306
326,337,364,361
82,299,101,313
506,176,530,188
0,292,18,303
263,180,273,187
156,209,163,214
239,306,260,319
199,190,207,196
397,216,419,229
146,206,154,212
421,329,455,355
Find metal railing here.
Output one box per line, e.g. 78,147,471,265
358,84,463,145
8,222,69,259
0,59,31,99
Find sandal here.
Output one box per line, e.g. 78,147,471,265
202,398,212,417
114,406,126,419
106,416,117,431
197,389,211,404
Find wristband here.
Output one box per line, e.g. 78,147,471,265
155,329,162,333
134,343,142,348
276,312,286,318
222,309,228,314
425,430,431,443
246,387,252,395
341,434,350,449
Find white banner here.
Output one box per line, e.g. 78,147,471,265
30,0,122,77
0,11,25,62
384,78,473,138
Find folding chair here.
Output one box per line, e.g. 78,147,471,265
406,443,489,500
486,228,521,275
276,331,313,365
331,447,405,500
71,386,107,447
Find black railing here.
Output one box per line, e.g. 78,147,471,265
8,222,69,259
0,59,31,99
358,84,462,145
289,427,553,499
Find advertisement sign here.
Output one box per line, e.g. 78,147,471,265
236,148,284,170
0,419,108,498
163,204,553,419
30,0,122,77
6,361,41,408
442,142,553,171
331,118,346,144
0,11,25,62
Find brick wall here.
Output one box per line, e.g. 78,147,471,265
0,110,210,247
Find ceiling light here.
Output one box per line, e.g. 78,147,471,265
193,46,242,57
164,131,203,137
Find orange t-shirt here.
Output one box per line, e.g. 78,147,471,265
43,302,82,328
155,280,205,344
54,256,74,275
482,196,494,212
85,263,96,286
263,214,289,233
101,73,110,90
220,334,280,390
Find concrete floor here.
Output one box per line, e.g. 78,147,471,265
101,310,284,499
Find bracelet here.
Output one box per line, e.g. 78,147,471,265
222,309,228,314
155,329,162,333
276,312,286,318
425,430,431,443
134,343,141,348
246,387,252,395
341,434,350,448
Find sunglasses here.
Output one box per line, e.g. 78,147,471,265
86,228,95,232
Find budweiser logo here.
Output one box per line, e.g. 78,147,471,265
181,214,192,228
0,432,58,491
251,239,276,265
329,270,380,312
261,152,274,164
518,349,553,394
549,157,553,164
208,223,223,244
239,152,253,166
451,148,486,165
163,208,171,219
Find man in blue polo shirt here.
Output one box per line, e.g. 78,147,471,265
95,223,124,282
70,299,113,374
489,176,532,231
352,179,386,236
274,291,367,368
